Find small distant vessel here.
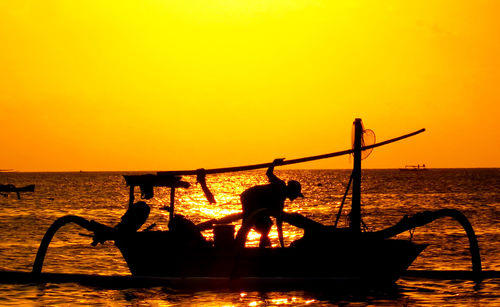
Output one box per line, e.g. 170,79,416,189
399,164,427,171
28,119,482,289
0,184,35,199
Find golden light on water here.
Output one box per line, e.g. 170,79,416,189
238,294,316,306
270,297,295,304
245,230,263,247
1,169,498,305
197,206,239,219
122,174,313,246
128,175,308,246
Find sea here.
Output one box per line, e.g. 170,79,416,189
0,169,498,306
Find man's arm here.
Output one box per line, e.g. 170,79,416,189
266,158,285,184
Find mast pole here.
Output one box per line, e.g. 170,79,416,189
350,118,363,232
169,187,176,220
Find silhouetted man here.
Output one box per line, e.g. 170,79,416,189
240,159,303,247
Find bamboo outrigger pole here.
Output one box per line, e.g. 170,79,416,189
158,128,425,176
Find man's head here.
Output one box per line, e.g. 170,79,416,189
286,180,304,200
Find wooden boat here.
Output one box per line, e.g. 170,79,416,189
31,119,482,289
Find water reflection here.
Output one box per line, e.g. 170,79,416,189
0,170,498,305
1,280,497,306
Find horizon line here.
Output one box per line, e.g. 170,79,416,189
2,167,499,173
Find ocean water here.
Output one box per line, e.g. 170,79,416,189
0,169,498,306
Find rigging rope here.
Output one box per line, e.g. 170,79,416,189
333,170,353,228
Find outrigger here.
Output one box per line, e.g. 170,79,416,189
13,119,482,289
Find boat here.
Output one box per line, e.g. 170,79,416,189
399,164,427,171
29,119,482,289
0,184,35,199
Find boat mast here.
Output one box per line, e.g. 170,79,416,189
350,118,363,232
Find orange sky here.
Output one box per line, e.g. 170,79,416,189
1,1,499,171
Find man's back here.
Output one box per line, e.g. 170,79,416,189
240,182,287,220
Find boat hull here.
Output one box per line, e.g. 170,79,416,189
115,231,426,285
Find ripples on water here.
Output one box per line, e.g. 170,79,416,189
0,169,498,305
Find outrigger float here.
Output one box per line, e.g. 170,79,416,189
1,119,485,289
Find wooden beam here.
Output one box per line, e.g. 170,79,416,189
157,128,425,176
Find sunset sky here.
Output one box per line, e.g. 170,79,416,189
1,1,499,171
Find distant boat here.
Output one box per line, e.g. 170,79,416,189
399,164,427,171
0,184,35,192
0,184,35,199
